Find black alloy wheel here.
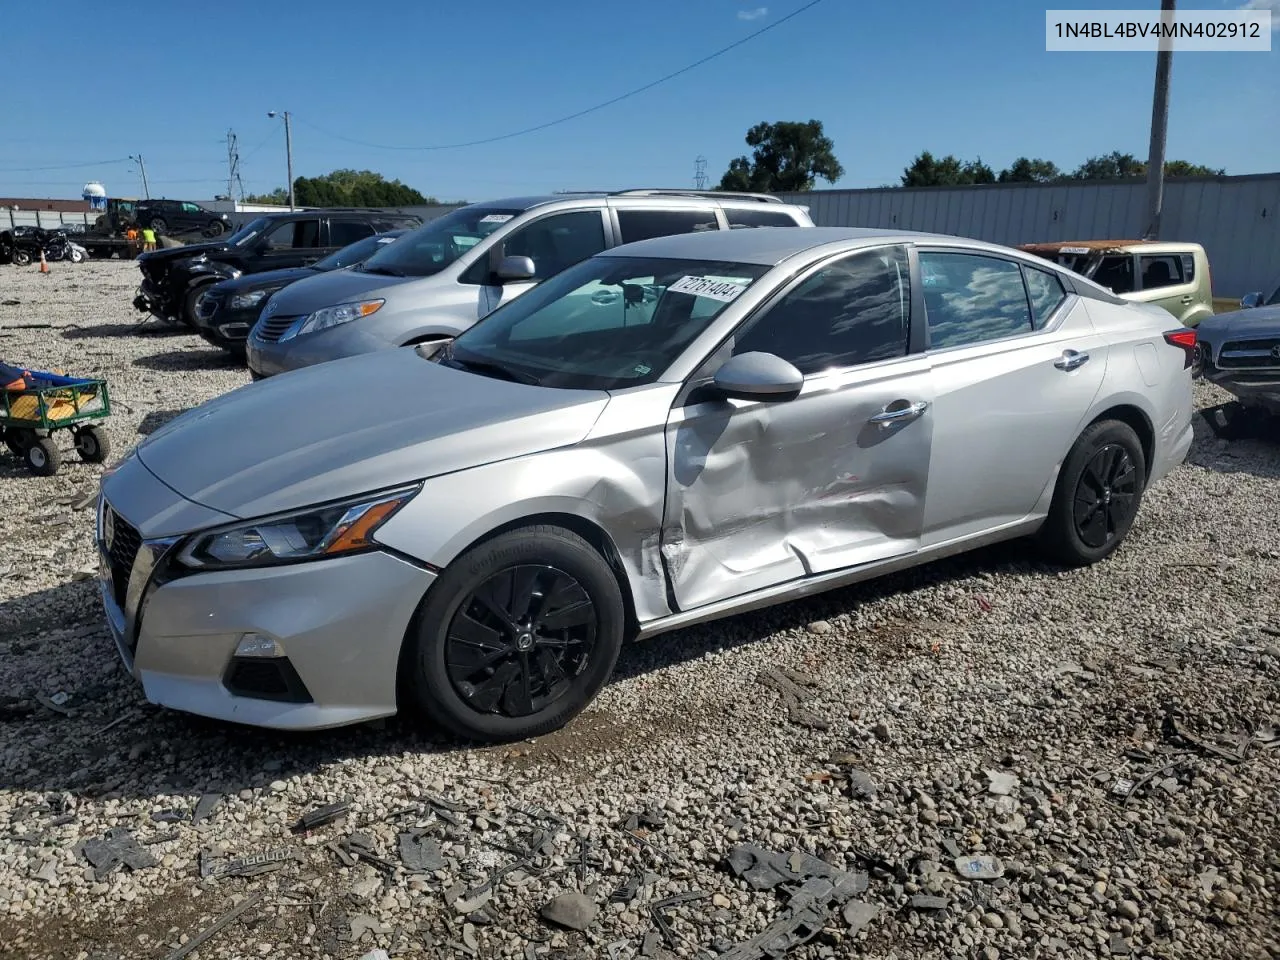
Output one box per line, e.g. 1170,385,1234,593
1072,443,1138,549
445,564,596,718
405,525,625,742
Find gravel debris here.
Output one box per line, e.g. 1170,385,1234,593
1,261,1278,958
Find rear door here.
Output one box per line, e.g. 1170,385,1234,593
916,248,1107,546
256,217,324,271
1137,251,1201,323
327,217,377,253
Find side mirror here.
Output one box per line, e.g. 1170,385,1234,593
712,351,803,402
1240,292,1263,309
496,255,536,283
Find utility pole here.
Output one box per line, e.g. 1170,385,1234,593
268,111,295,210
129,153,151,199
1143,0,1175,239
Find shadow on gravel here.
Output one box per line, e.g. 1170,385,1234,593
1185,403,1280,481
61,322,188,340
137,409,193,436
0,540,1042,805
132,348,245,372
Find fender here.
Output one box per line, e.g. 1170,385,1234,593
185,259,241,287
396,317,472,346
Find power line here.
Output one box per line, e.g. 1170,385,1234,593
0,157,130,172
293,0,827,152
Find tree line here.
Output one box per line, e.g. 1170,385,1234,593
245,169,437,207
714,119,1225,192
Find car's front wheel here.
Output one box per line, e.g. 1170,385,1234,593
404,525,625,742
1038,419,1147,567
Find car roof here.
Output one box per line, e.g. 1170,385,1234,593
470,191,808,214
597,226,958,265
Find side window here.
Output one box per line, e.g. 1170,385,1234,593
919,252,1032,349
616,209,720,244
1180,253,1195,282
181,202,201,214
330,219,375,247
733,246,911,375
1022,265,1067,329
1141,254,1185,290
1092,255,1135,294
501,211,607,279
724,208,801,228
264,219,321,249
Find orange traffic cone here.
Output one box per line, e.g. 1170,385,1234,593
39,251,49,274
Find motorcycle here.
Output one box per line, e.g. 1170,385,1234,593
0,226,72,266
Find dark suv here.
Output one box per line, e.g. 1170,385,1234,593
133,208,422,327
136,199,232,237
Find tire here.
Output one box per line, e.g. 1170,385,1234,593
1037,419,1146,567
3,427,35,456
183,284,212,328
207,220,226,236
74,425,111,463
404,525,625,742
12,249,31,267
69,247,85,263
24,437,61,476
149,218,168,235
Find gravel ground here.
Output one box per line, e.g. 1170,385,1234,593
1,260,1277,960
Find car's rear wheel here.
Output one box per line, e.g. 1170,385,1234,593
1038,419,1146,567
404,525,625,742
149,218,168,235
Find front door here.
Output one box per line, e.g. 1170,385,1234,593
476,210,609,317
257,217,324,271
915,249,1108,546
661,245,934,611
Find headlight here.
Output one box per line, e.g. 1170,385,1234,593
281,299,384,340
229,289,269,310
175,485,418,571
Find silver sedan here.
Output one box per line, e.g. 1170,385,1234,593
95,227,1197,742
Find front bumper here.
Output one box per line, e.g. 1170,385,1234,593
246,320,391,379
193,292,258,350
1203,367,1280,413
97,473,436,731
132,277,176,320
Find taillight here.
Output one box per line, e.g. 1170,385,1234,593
1164,328,1198,369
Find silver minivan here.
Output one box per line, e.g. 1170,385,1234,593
245,189,814,378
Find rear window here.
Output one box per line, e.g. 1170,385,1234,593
724,208,802,228
616,209,719,244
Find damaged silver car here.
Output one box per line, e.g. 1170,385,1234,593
95,227,1196,742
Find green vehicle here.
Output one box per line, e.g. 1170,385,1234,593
1020,239,1215,327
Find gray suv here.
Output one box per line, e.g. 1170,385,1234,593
245,189,814,378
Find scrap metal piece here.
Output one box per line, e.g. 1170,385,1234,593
339,832,396,875
1162,710,1247,763
398,829,446,873
201,845,303,879
80,828,156,880
293,801,351,834
610,869,645,903
716,903,829,960
161,892,264,960
651,891,709,946
910,895,948,911
151,809,188,824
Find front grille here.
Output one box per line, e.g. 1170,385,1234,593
255,315,299,343
105,506,142,612
1218,338,1280,370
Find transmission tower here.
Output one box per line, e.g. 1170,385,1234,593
694,155,708,190
226,130,246,202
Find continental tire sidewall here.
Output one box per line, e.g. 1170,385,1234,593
1041,420,1147,566
407,526,625,742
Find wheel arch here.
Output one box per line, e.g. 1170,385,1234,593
1086,403,1155,480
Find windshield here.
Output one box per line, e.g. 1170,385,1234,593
446,255,772,390
226,217,270,247
313,231,403,271
358,206,524,278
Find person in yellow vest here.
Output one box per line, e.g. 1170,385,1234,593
141,226,157,252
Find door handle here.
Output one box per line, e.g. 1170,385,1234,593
869,400,929,426
1179,295,1193,304
1054,349,1090,372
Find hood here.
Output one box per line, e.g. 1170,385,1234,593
1199,304,1280,339
137,241,232,266
265,266,421,316
212,265,319,296
134,348,609,520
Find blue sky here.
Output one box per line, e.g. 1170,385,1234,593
1,0,1275,203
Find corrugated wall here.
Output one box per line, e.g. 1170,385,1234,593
775,174,1280,297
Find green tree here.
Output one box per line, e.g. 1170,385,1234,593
1163,160,1225,177
243,187,289,205
998,157,1062,183
900,152,995,187
718,120,844,192
1070,151,1146,180
292,169,435,207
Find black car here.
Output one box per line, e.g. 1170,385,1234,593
133,208,421,327
136,199,232,237
192,229,408,358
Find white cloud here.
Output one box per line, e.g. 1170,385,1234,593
738,7,768,20
1238,0,1279,29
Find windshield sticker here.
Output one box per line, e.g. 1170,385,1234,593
376,237,397,244
668,275,749,302
1058,246,1091,255
479,214,514,224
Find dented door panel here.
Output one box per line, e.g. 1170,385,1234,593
661,357,934,611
